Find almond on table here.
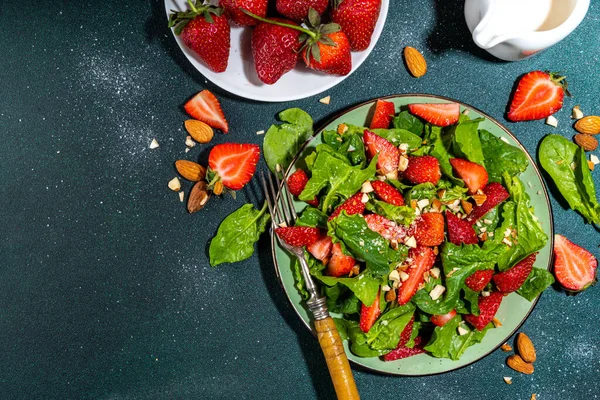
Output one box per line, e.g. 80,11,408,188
403,46,427,78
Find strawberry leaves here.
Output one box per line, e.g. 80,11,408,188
168,0,224,35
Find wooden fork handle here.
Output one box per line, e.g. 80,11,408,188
314,317,360,400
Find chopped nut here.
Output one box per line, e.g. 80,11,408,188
501,343,513,352
431,199,442,211
382,284,391,292
423,271,431,283
432,246,439,255
398,143,409,153
480,227,487,233
504,228,512,237
472,193,487,206
389,269,400,282
178,191,185,202
168,177,181,192
531,394,537,400
481,291,490,297
591,154,600,165
462,109,470,115
446,267,459,277
348,264,361,277
503,377,513,385
493,317,503,328
405,236,417,248
185,135,196,148
149,138,160,149
410,200,418,210
500,137,510,144
386,171,398,180
545,115,558,127
385,288,396,302
488,232,494,237
361,193,370,203
256,130,265,135
588,160,595,171
430,267,441,279
398,155,409,172
483,219,492,225
461,199,473,215
337,123,348,134
185,147,190,153
278,222,288,228
399,271,410,282
377,175,387,181
347,145,356,152
457,326,469,336
319,95,331,105
572,105,584,120
556,159,564,165
361,181,374,193
437,189,447,199
502,238,513,247
417,199,430,210
479,232,488,241
429,284,446,301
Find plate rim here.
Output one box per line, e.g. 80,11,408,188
164,0,389,102
270,93,555,376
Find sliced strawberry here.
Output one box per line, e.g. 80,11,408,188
364,213,407,241
370,99,396,129
465,269,494,292
208,143,260,190
383,336,426,361
325,242,356,277
307,233,333,262
403,155,441,185
397,316,415,348
363,130,399,177
398,246,436,305
431,309,457,327
359,288,381,333
467,182,510,223
463,291,503,331
328,192,366,221
287,169,319,206
507,71,567,122
413,212,445,247
184,90,229,133
553,234,598,292
408,103,460,127
493,253,537,293
446,211,479,245
371,180,405,206
449,158,488,194
275,226,320,247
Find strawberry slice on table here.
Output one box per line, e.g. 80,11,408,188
431,309,457,327
275,226,320,247
184,90,229,133
383,336,426,361
370,99,396,129
325,242,356,277
413,212,445,247
328,192,366,221
467,182,510,223
364,213,406,241
465,269,494,292
402,155,441,185
307,233,333,262
463,291,503,331
553,234,598,292
331,0,382,52
220,0,267,26
493,253,537,293
359,288,381,333
371,180,405,206
208,143,260,190
398,246,436,305
287,169,319,207
446,211,479,245
449,158,488,194
276,0,329,21
408,103,460,127
363,130,400,177
507,71,568,122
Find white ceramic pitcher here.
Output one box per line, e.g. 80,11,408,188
465,0,590,61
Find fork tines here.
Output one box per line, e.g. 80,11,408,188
260,170,297,228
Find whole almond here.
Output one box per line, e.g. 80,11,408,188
213,181,224,196
574,116,600,135
507,354,534,375
574,134,598,151
516,332,537,363
187,181,210,213
175,160,206,181
185,119,214,143
404,46,427,78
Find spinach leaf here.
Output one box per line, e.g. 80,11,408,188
365,200,416,226
539,134,600,224
209,202,270,266
424,316,491,360
448,117,486,166
292,259,309,300
517,267,555,301
323,129,366,167
314,269,381,307
372,128,422,149
424,124,462,185
296,207,328,228
263,108,313,174
323,284,361,314
392,110,424,135
480,129,528,182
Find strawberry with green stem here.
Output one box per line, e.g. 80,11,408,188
331,0,382,52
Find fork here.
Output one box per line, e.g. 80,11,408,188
261,171,360,400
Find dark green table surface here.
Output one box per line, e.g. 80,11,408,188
1,1,599,399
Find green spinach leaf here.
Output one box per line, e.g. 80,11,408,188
480,129,528,182
263,108,313,174
392,110,424,135
296,207,328,228
517,267,555,301
371,128,422,149
365,200,416,226
448,117,485,166
424,316,491,360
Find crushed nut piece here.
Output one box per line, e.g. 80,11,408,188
361,180,374,193
429,285,446,301
399,271,410,282
493,317,503,328
588,160,595,171
319,96,331,105
417,199,430,210
423,271,431,283
500,137,510,144
472,193,487,206
545,115,558,127
405,236,417,248
179,191,185,202
382,284,391,292
503,377,513,385
385,288,396,302
461,200,473,215
185,135,196,147
433,246,439,255
501,343,513,352
398,155,409,172
481,291,491,297
348,264,361,277
168,177,181,192
531,394,537,400
256,130,265,135
389,269,400,282
398,143,409,153
437,189,447,198
149,138,160,149
337,123,348,135
572,105,584,120
361,193,370,203
431,199,442,211
457,326,469,336
430,267,441,279
591,154,600,165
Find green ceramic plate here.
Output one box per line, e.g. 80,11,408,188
270,94,553,376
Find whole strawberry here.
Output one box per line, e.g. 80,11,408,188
219,0,267,26
331,0,382,51
252,18,301,84
276,0,328,22
168,1,231,73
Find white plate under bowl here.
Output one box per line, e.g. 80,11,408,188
164,0,389,102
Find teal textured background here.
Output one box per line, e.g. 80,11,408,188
0,0,598,399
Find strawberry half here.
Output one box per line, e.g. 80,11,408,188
553,234,598,292
184,90,229,133
364,213,407,241
430,309,457,327
208,143,260,190
408,103,460,127
397,316,414,348
325,242,356,277
364,130,399,177
307,233,333,262
446,211,479,245
359,288,381,332
383,336,426,361
275,226,320,247
287,169,319,207
403,156,441,185
397,246,436,305
328,192,366,221
413,212,445,247
371,180,405,206
449,158,488,194
463,291,503,331
465,269,494,292
507,71,568,122
467,182,510,223
493,253,537,293
370,99,396,129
